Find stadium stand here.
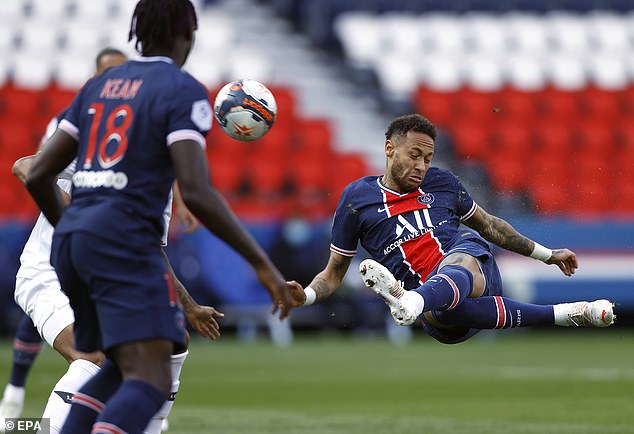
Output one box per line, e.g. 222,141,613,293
1,0,633,334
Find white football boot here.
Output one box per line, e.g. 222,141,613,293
359,259,423,326
560,300,615,327
0,385,25,433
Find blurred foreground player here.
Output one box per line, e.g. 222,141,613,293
25,0,293,433
7,48,218,434
288,114,614,343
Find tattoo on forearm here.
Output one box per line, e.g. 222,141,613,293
483,215,533,256
312,277,331,301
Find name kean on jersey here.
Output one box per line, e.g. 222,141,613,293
100,79,143,100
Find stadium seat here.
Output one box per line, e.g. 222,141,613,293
0,85,44,120
573,123,615,155
62,21,106,54
54,51,95,90
578,86,627,122
333,13,381,69
415,86,461,129
503,13,548,54
532,122,574,160
448,122,489,162
11,52,54,90
0,120,36,158
208,154,248,197
546,12,590,55
537,87,582,124
294,118,332,158
72,0,115,21
41,85,75,119
29,0,70,21
587,12,630,55
486,155,528,192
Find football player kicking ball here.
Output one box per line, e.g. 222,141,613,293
7,48,221,434
287,113,614,343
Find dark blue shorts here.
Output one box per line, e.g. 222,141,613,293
421,236,503,344
51,232,187,353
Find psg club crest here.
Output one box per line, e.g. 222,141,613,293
417,193,434,205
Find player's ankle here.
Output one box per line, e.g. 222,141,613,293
403,290,425,317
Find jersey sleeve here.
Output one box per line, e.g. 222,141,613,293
166,78,212,149
455,175,478,221
329,185,359,257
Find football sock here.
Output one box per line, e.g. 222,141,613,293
9,316,42,387
60,361,121,434
144,350,188,434
43,359,100,434
94,380,166,434
413,265,473,312
435,296,554,329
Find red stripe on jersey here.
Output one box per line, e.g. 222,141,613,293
436,273,460,310
494,296,506,328
399,232,445,280
383,189,429,218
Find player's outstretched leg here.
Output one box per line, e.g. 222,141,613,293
359,259,424,325
0,316,42,432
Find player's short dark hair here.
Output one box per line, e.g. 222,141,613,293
128,0,198,54
385,114,436,142
95,47,127,69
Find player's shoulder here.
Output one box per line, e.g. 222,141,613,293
423,166,461,186
342,175,380,196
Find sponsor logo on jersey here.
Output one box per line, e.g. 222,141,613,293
72,170,128,190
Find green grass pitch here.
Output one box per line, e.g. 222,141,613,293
2,329,633,434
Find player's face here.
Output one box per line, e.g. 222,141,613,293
384,131,434,193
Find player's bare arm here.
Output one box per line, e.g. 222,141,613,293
287,252,352,306
13,155,71,204
160,249,223,340
169,139,294,319
463,206,578,276
25,129,78,226
172,181,199,233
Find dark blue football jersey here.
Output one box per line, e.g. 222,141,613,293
56,56,212,246
331,167,481,289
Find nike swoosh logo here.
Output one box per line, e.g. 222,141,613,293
377,205,394,213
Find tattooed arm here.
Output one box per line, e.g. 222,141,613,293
286,252,353,306
161,249,223,339
463,206,578,276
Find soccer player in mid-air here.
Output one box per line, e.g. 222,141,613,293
5,47,218,434
287,113,614,343
25,0,293,432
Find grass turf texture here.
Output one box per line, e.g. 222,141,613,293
1,329,633,434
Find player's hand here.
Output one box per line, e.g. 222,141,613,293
545,248,578,276
184,304,224,340
286,280,308,307
255,263,294,320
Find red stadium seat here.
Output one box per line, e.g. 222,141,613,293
497,88,541,124
294,118,333,159
0,120,39,158
533,122,574,160
530,183,568,215
42,84,76,119
572,123,615,155
458,88,499,125
449,122,489,162
488,123,531,159
208,155,248,197
578,86,627,122
536,87,582,124
0,84,44,120
486,155,528,193
415,86,461,129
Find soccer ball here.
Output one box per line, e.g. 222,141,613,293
213,79,277,141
